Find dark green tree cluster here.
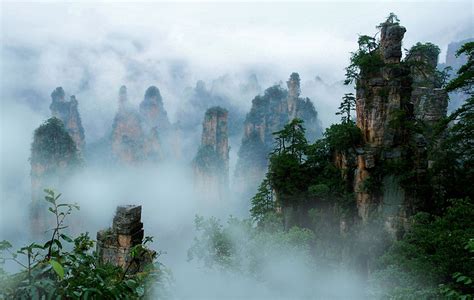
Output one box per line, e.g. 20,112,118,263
250,178,275,224
370,200,474,298
251,114,361,226
344,34,382,85
31,117,81,172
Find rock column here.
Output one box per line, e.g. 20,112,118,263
193,107,229,204
96,205,149,273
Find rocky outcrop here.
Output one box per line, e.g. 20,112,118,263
406,43,448,126
30,117,81,235
353,19,448,230
193,107,229,203
97,205,154,273
354,19,410,223
110,86,162,164
50,87,85,152
235,73,322,198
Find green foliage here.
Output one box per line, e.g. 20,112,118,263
336,93,356,123
266,119,312,206
345,13,402,86
0,190,169,299
271,118,308,161
324,121,362,152
250,178,276,225
370,198,474,298
407,42,440,60
345,34,383,85
438,238,474,298
268,152,309,204
308,184,330,198
255,118,358,218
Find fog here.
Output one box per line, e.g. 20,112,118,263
1,1,473,298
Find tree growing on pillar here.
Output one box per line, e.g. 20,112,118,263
337,93,356,123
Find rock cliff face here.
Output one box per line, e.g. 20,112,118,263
49,87,85,152
97,205,154,273
235,73,322,198
407,43,448,126
193,107,229,204
353,19,448,231
30,117,81,235
110,86,162,164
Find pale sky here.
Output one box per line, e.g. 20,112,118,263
0,1,473,135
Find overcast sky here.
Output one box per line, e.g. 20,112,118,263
2,1,472,80
0,0,472,145
1,1,472,110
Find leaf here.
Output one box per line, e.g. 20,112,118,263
49,259,64,279
60,234,73,243
30,243,44,250
43,240,52,249
53,239,63,250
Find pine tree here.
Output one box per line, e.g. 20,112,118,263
250,178,275,224
336,93,356,123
